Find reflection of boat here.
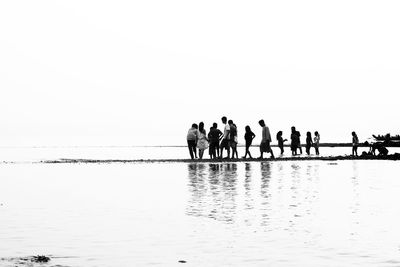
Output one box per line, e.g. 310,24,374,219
372,134,400,141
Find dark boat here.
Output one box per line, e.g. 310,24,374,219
372,134,400,141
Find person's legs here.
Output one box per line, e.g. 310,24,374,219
199,149,204,159
187,140,195,159
268,142,274,159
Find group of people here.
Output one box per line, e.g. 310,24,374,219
186,116,322,160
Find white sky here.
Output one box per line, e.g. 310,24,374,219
0,1,399,146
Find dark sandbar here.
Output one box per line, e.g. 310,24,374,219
42,154,400,164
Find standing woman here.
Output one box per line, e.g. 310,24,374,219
197,122,209,159
243,126,256,159
306,131,313,155
352,131,359,156
314,131,320,155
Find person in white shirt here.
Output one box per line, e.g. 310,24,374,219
186,123,198,159
258,119,275,159
219,116,231,158
314,131,320,155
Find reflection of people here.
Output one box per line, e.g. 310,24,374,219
243,126,256,159
197,122,209,159
314,131,320,156
187,123,198,159
258,119,275,159
220,116,231,159
208,123,222,159
276,131,287,155
352,131,359,156
306,131,313,155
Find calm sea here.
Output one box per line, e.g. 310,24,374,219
1,147,400,266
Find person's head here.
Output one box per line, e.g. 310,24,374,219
258,119,265,127
277,130,282,137
199,122,204,132
352,131,356,136
291,126,296,133
221,116,227,124
307,131,312,138
213,122,217,128
210,127,213,131
245,125,251,132
191,123,196,128
228,120,233,125
314,131,319,136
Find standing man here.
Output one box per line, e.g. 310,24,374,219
187,123,198,159
209,122,223,159
258,119,275,159
219,116,231,159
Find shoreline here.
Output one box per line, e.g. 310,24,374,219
41,154,400,164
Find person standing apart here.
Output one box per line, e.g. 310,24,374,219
352,131,359,156
187,123,198,159
306,131,313,155
258,120,275,159
196,122,209,159
243,126,256,159
219,116,231,159
314,131,320,155
276,131,287,155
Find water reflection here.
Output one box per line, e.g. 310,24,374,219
187,163,238,223
187,162,323,229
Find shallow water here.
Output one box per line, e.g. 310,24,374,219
1,160,400,266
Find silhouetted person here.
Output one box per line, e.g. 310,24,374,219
187,123,198,159
306,131,313,155
208,122,222,159
197,122,209,159
290,126,300,156
258,120,275,159
370,142,389,156
296,130,302,154
276,131,287,155
352,131,359,156
314,131,320,155
243,125,256,159
229,121,238,159
220,116,231,158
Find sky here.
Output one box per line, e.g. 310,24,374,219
0,1,399,146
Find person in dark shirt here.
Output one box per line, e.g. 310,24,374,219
276,131,287,155
243,126,256,159
290,126,300,156
306,131,313,155
208,122,223,159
